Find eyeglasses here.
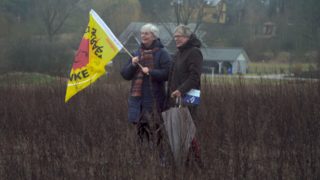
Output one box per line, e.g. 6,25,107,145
174,35,188,38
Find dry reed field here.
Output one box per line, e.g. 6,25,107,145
0,76,319,180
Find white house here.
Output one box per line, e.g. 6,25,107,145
201,48,250,74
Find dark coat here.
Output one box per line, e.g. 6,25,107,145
121,39,171,123
168,34,203,97
167,34,203,119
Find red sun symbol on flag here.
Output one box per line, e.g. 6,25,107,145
72,38,89,70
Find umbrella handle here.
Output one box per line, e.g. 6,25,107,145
175,97,182,108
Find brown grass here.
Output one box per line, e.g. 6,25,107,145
0,76,319,180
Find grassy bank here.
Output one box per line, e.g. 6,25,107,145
248,62,317,75
0,75,319,179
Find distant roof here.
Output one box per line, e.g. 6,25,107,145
205,0,222,6
173,0,222,6
119,22,206,52
119,22,176,46
201,48,250,61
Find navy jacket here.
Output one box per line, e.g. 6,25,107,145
121,39,171,123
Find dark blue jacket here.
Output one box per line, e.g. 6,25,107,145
121,39,171,123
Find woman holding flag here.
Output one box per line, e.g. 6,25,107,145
120,23,171,162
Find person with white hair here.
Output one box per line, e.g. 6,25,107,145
121,23,171,164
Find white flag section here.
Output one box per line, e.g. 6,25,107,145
89,10,123,50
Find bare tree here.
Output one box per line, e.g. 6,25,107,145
171,0,206,33
35,0,80,41
136,0,207,35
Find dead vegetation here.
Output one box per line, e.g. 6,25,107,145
0,76,319,179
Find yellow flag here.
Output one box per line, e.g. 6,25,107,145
65,10,123,102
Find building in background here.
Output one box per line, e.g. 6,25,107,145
118,22,206,54
171,0,227,24
116,22,249,74
203,0,227,24
202,48,250,74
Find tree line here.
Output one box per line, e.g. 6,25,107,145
0,0,319,75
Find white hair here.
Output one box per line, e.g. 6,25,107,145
140,23,160,38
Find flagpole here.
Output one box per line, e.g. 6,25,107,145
122,45,133,58
121,45,144,69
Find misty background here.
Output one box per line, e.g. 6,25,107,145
1,1,320,179
0,0,319,76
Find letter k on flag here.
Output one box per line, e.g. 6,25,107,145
65,9,123,102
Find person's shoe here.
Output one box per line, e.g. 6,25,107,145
160,158,166,167
185,159,190,167
195,158,204,169
159,152,166,167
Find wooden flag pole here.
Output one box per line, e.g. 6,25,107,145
121,45,144,69
122,46,133,58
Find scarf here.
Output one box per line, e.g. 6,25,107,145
131,47,159,97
